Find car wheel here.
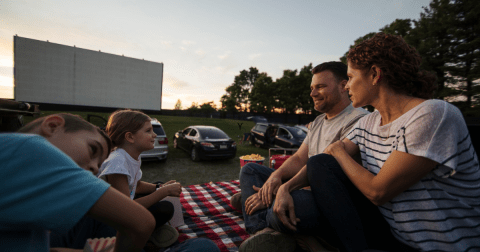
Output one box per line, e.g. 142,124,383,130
191,148,200,162
173,138,178,149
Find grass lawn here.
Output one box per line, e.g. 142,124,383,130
24,111,273,185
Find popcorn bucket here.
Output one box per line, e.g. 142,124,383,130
240,155,265,168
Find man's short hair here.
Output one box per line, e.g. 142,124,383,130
312,62,348,82
18,113,112,154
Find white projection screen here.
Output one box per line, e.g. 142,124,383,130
14,36,163,110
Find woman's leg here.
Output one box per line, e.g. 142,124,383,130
148,201,175,228
307,154,406,252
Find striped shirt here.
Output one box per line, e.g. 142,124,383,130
347,99,480,251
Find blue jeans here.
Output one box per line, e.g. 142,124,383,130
306,154,417,252
239,163,333,237
162,238,220,252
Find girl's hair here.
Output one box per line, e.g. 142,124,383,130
106,109,151,146
347,32,437,99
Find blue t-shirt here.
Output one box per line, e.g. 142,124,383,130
0,133,110,251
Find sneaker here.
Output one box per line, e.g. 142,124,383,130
239,227,296,252
230,192,242,211
149,224,179,248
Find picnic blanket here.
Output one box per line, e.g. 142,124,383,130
177,180,248,252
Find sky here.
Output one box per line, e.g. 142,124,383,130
0,0,432,109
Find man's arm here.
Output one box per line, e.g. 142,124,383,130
257,141,309,206
87,187,156,252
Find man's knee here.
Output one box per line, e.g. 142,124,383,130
307,154,336,177
240,162,270,181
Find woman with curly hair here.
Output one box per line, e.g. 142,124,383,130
276,33,480,252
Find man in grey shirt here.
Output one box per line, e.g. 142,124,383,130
237,62,368,252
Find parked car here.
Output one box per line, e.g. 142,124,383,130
173,125,236,161
139,118,168,161
250,123,306,149
246,116,268,123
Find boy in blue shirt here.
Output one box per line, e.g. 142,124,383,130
0,113,156,252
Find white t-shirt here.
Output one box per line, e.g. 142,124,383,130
304,103,369,157
98,148,142,200
347,99,480,251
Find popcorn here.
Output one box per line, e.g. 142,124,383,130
240,154,264,160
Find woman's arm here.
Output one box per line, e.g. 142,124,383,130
325,139,438,205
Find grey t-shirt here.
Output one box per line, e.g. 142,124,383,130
304,103,369,157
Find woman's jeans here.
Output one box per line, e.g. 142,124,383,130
239,154,416,252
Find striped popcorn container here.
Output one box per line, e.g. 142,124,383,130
83,237,116,252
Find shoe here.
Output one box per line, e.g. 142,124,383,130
149,224,179,248
294,234,335,252
239,227,296,252
230,192,242,211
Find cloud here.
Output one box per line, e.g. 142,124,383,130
160,41,173,48
182,40,196,45
217,51,231,60
164,73,189,89
248,53,261,60
179,46,187,52
195,50,206,56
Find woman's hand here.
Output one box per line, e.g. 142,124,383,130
163,182,182,197
245,185,268,215
323,140,346,157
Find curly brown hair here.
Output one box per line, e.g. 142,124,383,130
347,32,437,99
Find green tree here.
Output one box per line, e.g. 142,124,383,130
250,73,276,113
199,101,217,114
187,102,200,111
275,64,314,114
174,99,182,110
221,67,262,112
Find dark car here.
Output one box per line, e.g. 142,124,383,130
173,125,237,161
246,116,268,124
250,123,306,149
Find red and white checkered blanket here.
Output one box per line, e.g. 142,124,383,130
177,180,248,252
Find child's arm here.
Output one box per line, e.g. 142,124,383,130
87,187,155,252
105,174,131,198
135,180,176,194
134,182,182,208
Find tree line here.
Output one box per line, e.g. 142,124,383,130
219,0,480,116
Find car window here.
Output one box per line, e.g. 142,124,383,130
198,128,229,139
189,129,197,137
278,128,289,138
256,125,267,132
152,125,165,135
182,128,191,135
288,127,307,138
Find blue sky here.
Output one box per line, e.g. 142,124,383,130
0,0,431,109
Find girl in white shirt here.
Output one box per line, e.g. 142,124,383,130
98,109,182,248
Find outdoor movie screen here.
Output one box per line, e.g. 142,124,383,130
14,36,163,110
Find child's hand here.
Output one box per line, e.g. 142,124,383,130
163,180,176,186
164,182,182,197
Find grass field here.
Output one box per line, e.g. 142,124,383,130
24,111,273,185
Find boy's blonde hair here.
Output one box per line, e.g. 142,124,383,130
106,109,151,147
17,113,112,153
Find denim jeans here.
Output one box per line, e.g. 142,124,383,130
162,238,220,252
239,163,333,237
306,154,417,252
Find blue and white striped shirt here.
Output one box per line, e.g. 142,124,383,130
347,99,480,251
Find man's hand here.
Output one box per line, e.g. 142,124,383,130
245,186,268,215
258,173,282,207
273,185,299,231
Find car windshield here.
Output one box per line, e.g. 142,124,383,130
153,125,165,135
198,128,229,139
286,127,307,138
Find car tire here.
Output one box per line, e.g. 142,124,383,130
191,147,200,162
173,138,178,149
